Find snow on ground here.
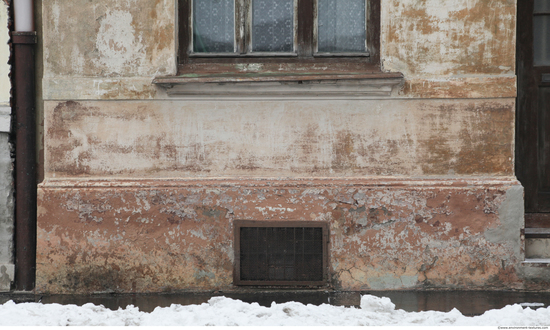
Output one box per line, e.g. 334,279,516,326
0,295,549,326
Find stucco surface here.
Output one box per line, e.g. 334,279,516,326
42,0,176,78
0,1,10,106
40,0,516,100
382,0,516,77
36,179,528,294
0,133,13,292
0,134,13,261
44,99,514,179
0,2,12,292
526,239,550,259
35,0,532,295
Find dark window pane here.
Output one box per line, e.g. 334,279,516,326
534,15,550,66
285,267,295,279
193,0,235,53
252,0,294,52
535,0,550,13
318,0,366,53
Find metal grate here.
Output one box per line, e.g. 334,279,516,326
234,221,328,286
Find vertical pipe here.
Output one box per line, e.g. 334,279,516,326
14,0,33,32
12,0,36,291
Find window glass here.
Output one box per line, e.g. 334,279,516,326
534,15,550,66
535,0,550,13
252,0,294,52
318,0,366,53
193,0,235,53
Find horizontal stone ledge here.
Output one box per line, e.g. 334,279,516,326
42,75,516,100
521,260,550,268
39,177,520,189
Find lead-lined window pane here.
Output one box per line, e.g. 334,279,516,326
193,0,235,53
534,15,550,66
318,0,366,53
252,0,294,52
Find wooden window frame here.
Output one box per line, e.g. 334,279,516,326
233,220,330,287
177,0,381,75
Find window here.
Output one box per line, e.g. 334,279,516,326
177,0,380,73
233,220,329,286
155,0,402,97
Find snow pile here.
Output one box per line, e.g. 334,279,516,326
0,295,549,326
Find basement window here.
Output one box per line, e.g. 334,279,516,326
233,220,329,286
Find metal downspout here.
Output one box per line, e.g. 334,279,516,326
12,0,36,291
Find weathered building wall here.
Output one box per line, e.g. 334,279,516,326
36,0,543,293
40,0,517,100
382,0,516,98
37,179,527,294
43,99,515,179
41,0,175,101
0,0,13,292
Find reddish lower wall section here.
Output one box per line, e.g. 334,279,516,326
36,178,538,294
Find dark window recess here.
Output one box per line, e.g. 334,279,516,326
234,221,329,286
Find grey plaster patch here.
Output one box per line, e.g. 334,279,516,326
0,133,13,266
367,274,419,290
525,239,550,259
0,106,10,133
0,264,14,292
518,264,550,283
484,184,523,261
498,184,550,285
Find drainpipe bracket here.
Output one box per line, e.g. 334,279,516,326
10,31,37,45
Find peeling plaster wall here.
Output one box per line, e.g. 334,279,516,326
37,179,530,294
43,0,176,79
39,0,517,100
0,0,13,292
382,0,516,77
35,0,538,293
0,0,8,107
382,0,517,98
43,99,515,179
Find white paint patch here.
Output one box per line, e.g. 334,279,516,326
255,206,296,216
51,2,60,34
95,10,145,75
0,107,10,133
0,3,10,105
